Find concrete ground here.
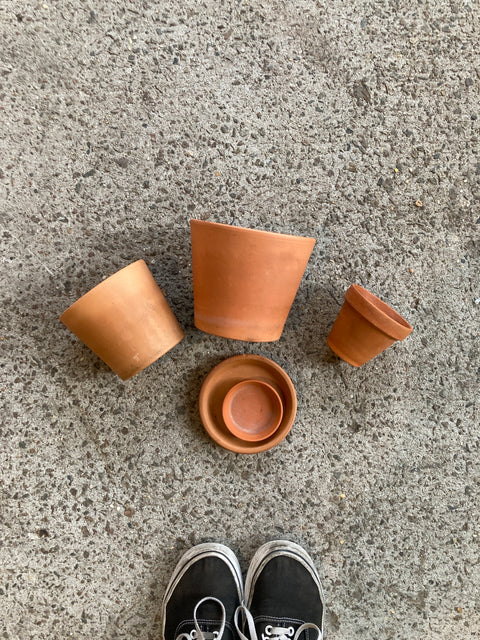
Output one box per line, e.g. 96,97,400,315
1,1,479,638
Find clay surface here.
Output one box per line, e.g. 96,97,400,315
1,1,479,639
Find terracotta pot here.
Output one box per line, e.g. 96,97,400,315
222,379,283,442
327,284,413,366
60,260,184,380
198,354,297,454
190,220,315,341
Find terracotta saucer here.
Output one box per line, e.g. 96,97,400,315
222,379,283,442
199,355,297,454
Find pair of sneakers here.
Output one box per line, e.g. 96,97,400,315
162,540,324,640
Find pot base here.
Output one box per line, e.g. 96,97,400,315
119,333,185,380
194,318,282,343
326,336,362,367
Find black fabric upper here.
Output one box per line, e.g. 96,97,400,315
248,553,323,639
165,554,241,640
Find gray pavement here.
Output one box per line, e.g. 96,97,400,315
1,1,479,638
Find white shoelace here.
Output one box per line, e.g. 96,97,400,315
176,597,226,640
234,605,322,640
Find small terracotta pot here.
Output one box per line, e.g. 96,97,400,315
190,220,315,341
222,379,283,442
199,354,297,454
327,284,413,366
60,260,184,380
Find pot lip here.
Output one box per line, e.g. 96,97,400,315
190,219,316,245
198,354,297,454
60,259,147,322
222,379,283,442
345,284,413,340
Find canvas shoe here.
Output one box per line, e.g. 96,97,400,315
235,541,324,640
162,543,244,640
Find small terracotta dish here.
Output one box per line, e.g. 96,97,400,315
327,284,413,366
60,260,184,380
222,379,283,442
199,354,297,454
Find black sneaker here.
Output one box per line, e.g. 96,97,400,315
235,541,324,640
162,543,244,640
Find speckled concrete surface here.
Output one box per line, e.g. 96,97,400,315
1,1,479,639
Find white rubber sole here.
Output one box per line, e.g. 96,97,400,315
244,540,325,632
161,543,243,639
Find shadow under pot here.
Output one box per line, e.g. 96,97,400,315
60,260,184,380
190,219,316,342
327,284,413,366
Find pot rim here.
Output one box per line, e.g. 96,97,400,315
345,284,413,341
190,219,316,245
60,259,146,320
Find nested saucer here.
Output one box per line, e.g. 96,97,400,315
198,354,297,454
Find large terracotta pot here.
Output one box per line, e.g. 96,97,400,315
190,220,315,341
60,260,184,380
327,284,413,366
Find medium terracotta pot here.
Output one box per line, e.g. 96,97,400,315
60,260,184,380
190,220,316,341
199,354,297,454
327,284,413,366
